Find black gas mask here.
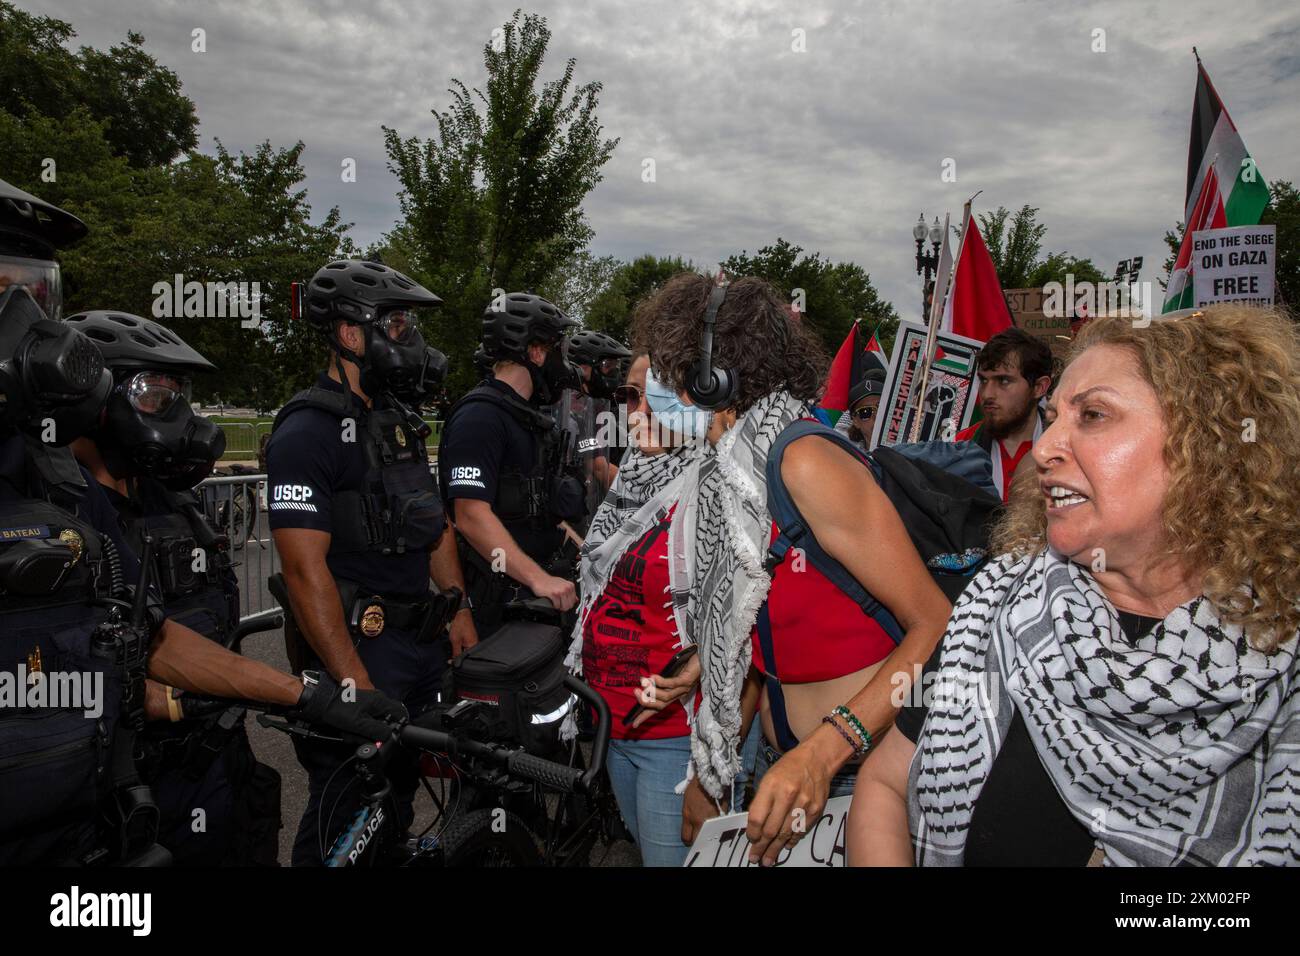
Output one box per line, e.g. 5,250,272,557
98,370,225,490
528,339,580,406
0,286,111,444
0,254,63,321
346,306,447,404
583,357,623,401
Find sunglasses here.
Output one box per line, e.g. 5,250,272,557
118,371,192,416
612,385,642,406
852,406,878,422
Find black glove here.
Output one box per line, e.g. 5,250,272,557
293,670,408,741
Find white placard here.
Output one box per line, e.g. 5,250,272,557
871,321,984,448
683,795,852,867
1191,225,1276,307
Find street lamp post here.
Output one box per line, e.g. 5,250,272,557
913,213,943,321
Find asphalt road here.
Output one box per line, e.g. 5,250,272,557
216,488,638,866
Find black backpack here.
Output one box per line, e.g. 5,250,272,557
757,419,1002,749
765,419,1002,608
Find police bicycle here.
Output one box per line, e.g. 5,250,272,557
187,600,623,867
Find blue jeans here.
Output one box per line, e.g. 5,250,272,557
606,736,693,867
753,742,859,799
608,726,761,867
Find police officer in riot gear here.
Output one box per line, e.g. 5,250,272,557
66,309,281,866
438,292,585,639
0,179,404,867
562,329,632,512
266,257,476,866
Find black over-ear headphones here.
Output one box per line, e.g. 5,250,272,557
685,282,739,410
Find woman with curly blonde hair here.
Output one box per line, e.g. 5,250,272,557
849,303,1300,866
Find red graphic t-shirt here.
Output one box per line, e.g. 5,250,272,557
581,505,691,740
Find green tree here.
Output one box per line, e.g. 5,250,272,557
978,204,1105,290
381,9,619,396
0,2,197,167
721,238,899,357
1025,252,1107,289
1162,180,1299,313
978,204,1047,289
583,254,695,343
0,108,352,408
541,250,620,324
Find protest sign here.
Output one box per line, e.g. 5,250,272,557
871,321,983,448
1004,287,1077,358
684,796,852,867
1191,225,1276,307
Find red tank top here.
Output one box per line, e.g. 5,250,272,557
751,522,897,682
582,505,691,739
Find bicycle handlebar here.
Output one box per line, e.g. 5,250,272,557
181,691,603,796
397,722,588,794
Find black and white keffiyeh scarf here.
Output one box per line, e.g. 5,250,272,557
908,548,1300,866
565,444,700,680
674,391,811,799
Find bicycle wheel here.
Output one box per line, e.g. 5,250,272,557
439,808,542,867
228,487,253,549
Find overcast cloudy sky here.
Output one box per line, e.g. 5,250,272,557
31,0,1300,318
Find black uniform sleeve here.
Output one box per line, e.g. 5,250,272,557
894,636,947,744
440,403,507,505
266,410,341,533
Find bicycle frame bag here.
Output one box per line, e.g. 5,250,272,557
446,621,573,755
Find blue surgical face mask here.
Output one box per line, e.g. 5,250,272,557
645,367,712,440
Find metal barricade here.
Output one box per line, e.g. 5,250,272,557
197,471,281,624
217,422,259,462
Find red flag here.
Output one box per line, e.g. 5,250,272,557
942,212,1013,343
820,323,859,413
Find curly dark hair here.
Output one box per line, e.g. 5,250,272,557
629,272,828,414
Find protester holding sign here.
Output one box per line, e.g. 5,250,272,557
629,273,953,867
849,304,1300,866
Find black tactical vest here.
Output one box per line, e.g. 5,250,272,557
273,386,446,559
0,469,123,865
120,482,237,645
439,383,565,526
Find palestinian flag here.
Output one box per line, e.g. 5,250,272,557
816,323,886,426
1164,165,1227,311
1164,56,1270,312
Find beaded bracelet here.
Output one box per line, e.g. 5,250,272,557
821,714,860,754
833,704,873,755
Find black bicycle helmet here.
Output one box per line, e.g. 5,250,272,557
65,311,217,375
306,258,442,328
481,292,578,363
0,177,87,259
566,329,631,366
